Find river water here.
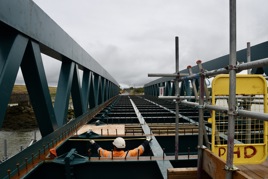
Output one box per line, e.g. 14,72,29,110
0,129,41,161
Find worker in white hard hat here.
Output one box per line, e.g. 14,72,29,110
89,136,152,157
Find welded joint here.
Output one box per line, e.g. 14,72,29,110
203,71,212,78
197,104,205,109
226,65,238,72
228,111,238,116
224,165,238,171
174,98,181,103
228,108,238,116
198,67,207,75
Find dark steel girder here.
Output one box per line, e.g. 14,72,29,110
54,61,75,127
144,41,268,87
0,0,118,86
0,0,120,136
0,34,29,129
71,65,84,118
21,40,58,135
81,70,92,112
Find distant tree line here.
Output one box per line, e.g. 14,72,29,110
120,87,144,95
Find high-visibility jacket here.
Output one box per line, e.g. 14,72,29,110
92,140,149,158
98,145,145,157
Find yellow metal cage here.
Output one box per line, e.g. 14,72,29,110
211,74,268,164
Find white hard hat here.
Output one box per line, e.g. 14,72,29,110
113,137,126,149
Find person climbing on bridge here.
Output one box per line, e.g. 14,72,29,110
89,136,152,158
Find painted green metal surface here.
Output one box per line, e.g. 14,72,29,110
98,76,103,105
180,80,191,96
54,61,75,127
71,65,84,117
21,41,58,135
0,34,28,128
0,1,122,177
0,0,120,135
81,70,91,111
94,74,100,106
89,73,97,109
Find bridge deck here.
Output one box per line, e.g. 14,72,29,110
2,95,267,179
238,160,268,179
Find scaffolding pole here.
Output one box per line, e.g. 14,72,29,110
226,0,237,178
177,57,268,82
247,42,251,74
187,66,199,101
175,36,180,160
197,68,205,179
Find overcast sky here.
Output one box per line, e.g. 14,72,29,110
17,0,268,88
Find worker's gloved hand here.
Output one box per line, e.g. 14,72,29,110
86,129,92,137
87,129,92,134
89,139,95,144
146,136,152,142
89,139,100,150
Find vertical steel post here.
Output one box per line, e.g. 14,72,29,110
246,42,252,144
175,36,180,160
187,66,198,101
247,42,251,74
196,61,210,149
226,0,236,178
196,61,210,101
197,70,205,179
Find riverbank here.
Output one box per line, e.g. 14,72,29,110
3,105,37,131
3,104,74,131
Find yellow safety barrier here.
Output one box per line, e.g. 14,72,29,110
211,74,268,164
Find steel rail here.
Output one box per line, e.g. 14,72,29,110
178,57,268,82
69,138,147,142
148,73,188,77
129,96,173,179
88,155,198,161
179,100,268,121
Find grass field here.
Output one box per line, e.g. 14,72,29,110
13,85,57,96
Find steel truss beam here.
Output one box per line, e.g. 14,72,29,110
21,40,58,135
0,0,118,86
0,0,120,136
0,34,29,129
144,41,268,94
